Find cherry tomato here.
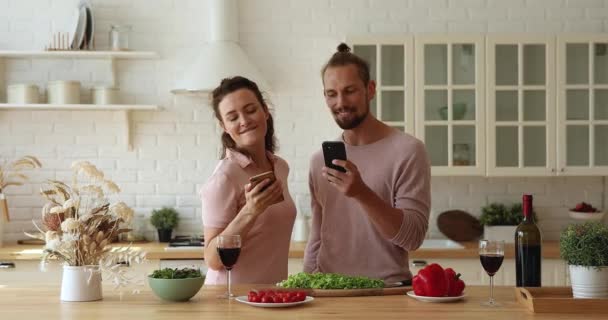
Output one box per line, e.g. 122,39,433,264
251,296,261,303
296,292,307,301
261,296,272,303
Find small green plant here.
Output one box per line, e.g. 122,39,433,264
150,207,179,230
560,222,608,269
479,203,537,226
150,267,203,279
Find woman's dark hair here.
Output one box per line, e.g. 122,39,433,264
320,43,371,85
210,76,277,159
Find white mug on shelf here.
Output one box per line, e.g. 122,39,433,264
47,81,81,104
7,84,40,104
91,86,119,105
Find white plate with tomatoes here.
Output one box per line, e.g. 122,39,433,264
406,291,465,303
236,290,313,308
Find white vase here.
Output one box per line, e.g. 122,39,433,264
60,265,103,302
569,265,608,299
483,226,517,243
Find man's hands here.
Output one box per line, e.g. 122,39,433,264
322,159,369,198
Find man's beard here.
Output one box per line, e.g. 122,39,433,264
334,105,369,130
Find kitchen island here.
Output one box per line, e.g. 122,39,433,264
0,285,602,319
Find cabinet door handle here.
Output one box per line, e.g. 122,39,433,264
0,262,16,269
560,168,565,172
551,168,556,173
411,260,427,267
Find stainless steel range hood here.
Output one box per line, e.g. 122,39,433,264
171,0,268,94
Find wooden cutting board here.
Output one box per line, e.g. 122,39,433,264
437,210,483,242
308,286,411,297
260,286,411,297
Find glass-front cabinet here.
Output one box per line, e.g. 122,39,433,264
557,35,608,175
415,36,485,175
486,36,556,176
349,36,414,134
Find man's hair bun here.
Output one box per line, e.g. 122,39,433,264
337,43,351,53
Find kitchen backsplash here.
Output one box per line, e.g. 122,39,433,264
1,0,608,243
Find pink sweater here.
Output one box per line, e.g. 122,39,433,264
201,150,296,285
303,131,431,283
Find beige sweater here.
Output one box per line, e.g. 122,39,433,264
303,131,431,283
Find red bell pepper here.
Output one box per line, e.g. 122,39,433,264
412,274,426,296
445,268,465,297
412,263,448,297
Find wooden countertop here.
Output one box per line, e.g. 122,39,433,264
0,241,562,261
0,284,600,319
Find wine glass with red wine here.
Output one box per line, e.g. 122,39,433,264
479,240,504,307
217,234,241,299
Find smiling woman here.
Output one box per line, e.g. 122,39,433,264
199,76,297,287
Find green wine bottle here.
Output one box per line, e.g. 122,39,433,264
515,194,542,287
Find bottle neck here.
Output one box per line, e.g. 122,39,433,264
523,194,533,222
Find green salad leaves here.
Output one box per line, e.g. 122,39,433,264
149,267,203,279
277,272,384,289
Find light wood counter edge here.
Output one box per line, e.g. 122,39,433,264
0,241,562,261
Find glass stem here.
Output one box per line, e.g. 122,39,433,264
227,269,232,297
489,275,494,304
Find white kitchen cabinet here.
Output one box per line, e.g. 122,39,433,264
556,35,608,175
415,35,486,176
0,260,63,286
409,258,484,285
347,33,607,177
349,36,415,134
409,258,567,287
490,259,567,287
0,259,159,286
486,35,556,176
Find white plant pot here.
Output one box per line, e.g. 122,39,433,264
60,265,103,302
569,265,608,299
483,226,517,243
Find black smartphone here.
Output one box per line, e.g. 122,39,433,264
322,141,347,173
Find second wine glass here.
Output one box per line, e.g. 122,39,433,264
216,234,241,299
479,240,504,307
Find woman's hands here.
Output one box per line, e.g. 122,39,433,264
243,178,283,217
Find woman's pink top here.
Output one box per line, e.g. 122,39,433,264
201,149,296,285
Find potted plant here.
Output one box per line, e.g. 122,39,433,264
560,222,608,298
480,203,536,243
150,207,179,242
148,267,205,302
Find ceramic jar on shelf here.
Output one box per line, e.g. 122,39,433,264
47,81,81,104
7,84,40,104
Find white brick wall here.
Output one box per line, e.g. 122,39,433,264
1,0,608,243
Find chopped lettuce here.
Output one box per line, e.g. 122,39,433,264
277,272,384,289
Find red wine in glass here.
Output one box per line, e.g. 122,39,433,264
480,254,504,276
217,247,241,270
216,234,241,299
479,240,505,307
